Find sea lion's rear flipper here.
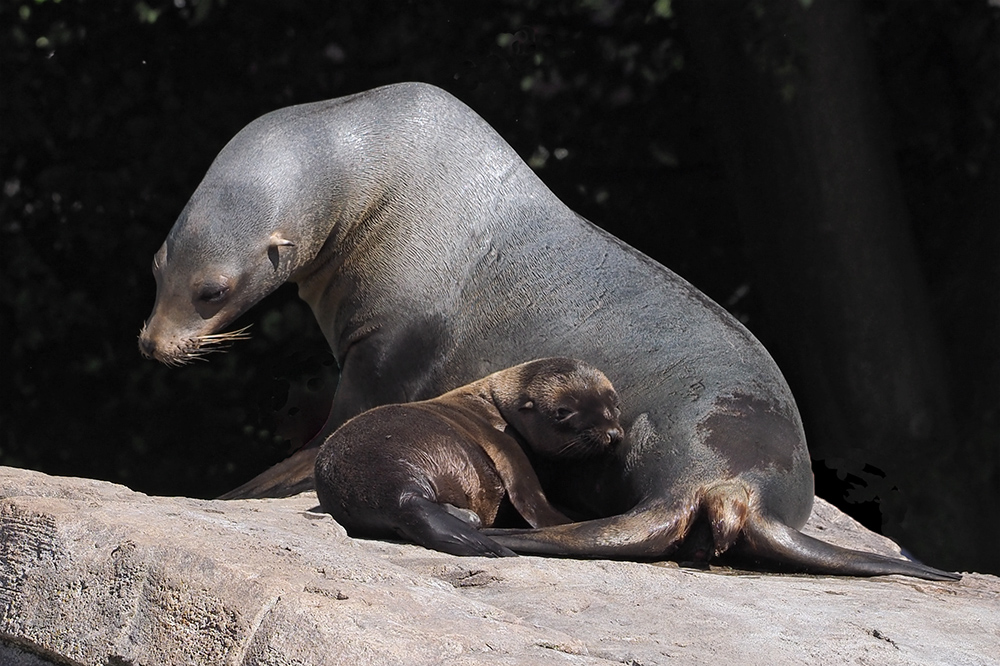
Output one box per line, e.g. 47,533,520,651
400,494,517,558
486,485,962,580
736,515,962,581
483,500,700,559
440,503,484,528
219,447,318,500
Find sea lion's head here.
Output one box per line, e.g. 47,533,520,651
137,117,324,366
138,158,302,365
502,357,624,459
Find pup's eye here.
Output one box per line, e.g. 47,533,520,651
556,408,574,420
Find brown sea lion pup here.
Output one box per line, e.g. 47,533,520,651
314,358,623,557
139,82,959,580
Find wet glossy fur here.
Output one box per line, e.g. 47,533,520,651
140,83,959,580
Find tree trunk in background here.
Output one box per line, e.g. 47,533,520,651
677,0,986,570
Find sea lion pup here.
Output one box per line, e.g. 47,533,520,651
314,358,623,557
315,358,623,556
139,82,959,580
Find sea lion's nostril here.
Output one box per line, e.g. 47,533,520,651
138,335,156,359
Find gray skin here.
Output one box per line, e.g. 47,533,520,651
314,358,623,557
138,82,959,580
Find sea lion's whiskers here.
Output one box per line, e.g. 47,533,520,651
162,349,207,366
198,325,253,344
163,326,254,366
558,436,598,458
137,322,251,365
190,325,253,354
558,439,580,457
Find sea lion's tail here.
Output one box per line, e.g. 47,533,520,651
737,515,962,581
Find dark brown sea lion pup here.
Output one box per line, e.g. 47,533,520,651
138,82,959,580
314,357,623,557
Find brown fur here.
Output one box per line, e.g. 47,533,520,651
314,357,622,556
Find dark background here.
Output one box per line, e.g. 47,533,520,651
2,0,997,574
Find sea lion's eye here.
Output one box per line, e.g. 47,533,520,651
556,408,574,420
198,283,230,303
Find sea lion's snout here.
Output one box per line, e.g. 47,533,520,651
137,318,252,366
137,332,157,360
137,324,183,365
137,319,181,365
605,426,624,447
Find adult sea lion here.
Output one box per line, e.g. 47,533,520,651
314,357,622,557
138,82,959,580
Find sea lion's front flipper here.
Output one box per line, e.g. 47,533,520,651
219,447,318,500
483,500,700,559
400,494,516,557
736,515,962,581
479,438,573,529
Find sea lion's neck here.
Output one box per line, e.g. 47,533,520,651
432,378,509,433
285,90,560,354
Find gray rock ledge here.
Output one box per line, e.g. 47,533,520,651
1,466,996,666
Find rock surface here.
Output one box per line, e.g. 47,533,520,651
0,466,996,666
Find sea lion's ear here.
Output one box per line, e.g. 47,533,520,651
268,233,296,269
519,399,535,411
269,233,295,247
